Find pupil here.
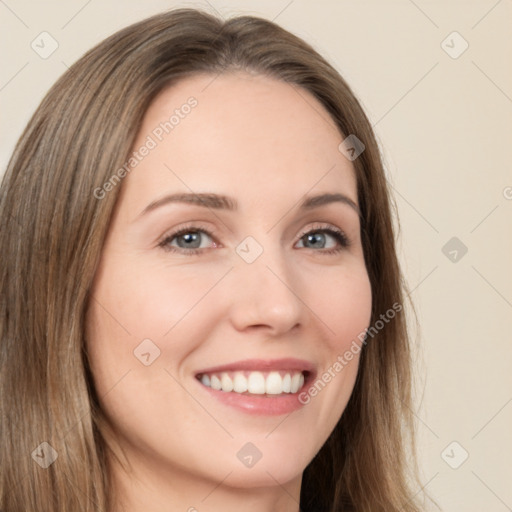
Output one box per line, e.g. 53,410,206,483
307,233,324,248
180,232,200,248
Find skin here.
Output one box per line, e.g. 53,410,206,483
86,71,372,512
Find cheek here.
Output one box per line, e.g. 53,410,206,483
300,265,371,423
90,254,219,341
315,265,373,350
84,255,227,402
84,266,198,450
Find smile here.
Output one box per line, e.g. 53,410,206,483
196,370,306,395
194,358,316,415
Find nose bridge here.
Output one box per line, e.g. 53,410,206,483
229,234,304,333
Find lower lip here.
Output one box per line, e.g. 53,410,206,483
196,378,309,416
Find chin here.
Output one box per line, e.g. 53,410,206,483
221,464,304,489
209,442,311,489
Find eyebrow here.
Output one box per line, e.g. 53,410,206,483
137,191,360,218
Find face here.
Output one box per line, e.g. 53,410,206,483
86,72,372,495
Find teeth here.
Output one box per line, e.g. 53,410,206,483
291,373,303,393
221,373,234,392
265,372,282,394
282,373,291,393
233,372,248,393
198,370,306,395
247,372,265,394
210,374,222,391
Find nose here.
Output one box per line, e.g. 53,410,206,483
228,244,305,336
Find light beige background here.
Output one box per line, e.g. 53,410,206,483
1,1,511,510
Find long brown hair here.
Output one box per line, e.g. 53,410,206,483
0,8,432,511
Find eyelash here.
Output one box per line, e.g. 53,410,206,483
157,222,351,256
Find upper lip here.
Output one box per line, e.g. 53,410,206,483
195,358,316,377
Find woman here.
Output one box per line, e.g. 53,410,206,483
0,8,431,512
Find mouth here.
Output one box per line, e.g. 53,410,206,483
194,358,316,397
194,359,316,416
195,369,311,396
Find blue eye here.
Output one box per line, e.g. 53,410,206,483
296,227,350,254
159,225,215,254
158,223,351,255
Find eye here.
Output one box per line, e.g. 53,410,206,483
296,224,350,255
158,223,351,255
158,224,217,255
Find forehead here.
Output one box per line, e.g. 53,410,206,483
121,71,357,213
